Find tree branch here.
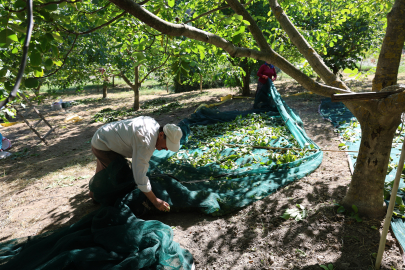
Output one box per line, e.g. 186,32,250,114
119,72,134,88
372,0,405,91
107,0,351,97
377,85,405,114
56,11,127,35
139,55,171,84
38,34,79,79
268,0,349,91
0,0,33,109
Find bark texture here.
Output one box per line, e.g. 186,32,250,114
342,110,402,217
372,0,405,91
133,66,140,110
119,67,140,111
102,83,107,98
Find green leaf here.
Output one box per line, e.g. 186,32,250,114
34,69,44,77
51,45,59,58
0,18,8,27
396,195,404,206
45,58,54,68
0,29,19,46
9,24,26,34
168,0,175,8
352,204,358,213
43,4,58,11
45,33,54,42
280,212,290,220
337,206,345,213
14,0,26,8
234,14,243,21
30,51,42,66
343,68,358,74
0,69,7,77
232,34,242,44
4,81,14,91
25,78,39,88
242,20,250,25
233,26,245,36
11,47,18,54
54,60,63,67
52,33,64,43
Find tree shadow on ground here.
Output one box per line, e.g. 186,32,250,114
146,176,400,269
37,183,100,234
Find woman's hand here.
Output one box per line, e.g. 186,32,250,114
262,75,268,80
272,78,276,82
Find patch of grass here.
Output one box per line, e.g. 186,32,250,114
71,97,104,105
141,98,169,109
92,107,140,123
152,101,182,115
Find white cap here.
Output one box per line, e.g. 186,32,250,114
163,124,182,152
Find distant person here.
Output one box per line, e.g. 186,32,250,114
90,116,183,212
253,62,278,110
256,61,277,97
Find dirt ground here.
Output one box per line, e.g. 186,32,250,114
0,77,404,270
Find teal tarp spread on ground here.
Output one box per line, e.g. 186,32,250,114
0,80,322,269
319,98,405,250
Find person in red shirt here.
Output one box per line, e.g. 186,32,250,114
256,62,277,97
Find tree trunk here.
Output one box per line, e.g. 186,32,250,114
112,76,115,88
200,73,203,93
241,71,250,96
166,82,169,93
102,82,107,98
342,111,402,217
372,0,405,91
133,66,140,110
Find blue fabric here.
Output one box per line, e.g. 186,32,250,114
0,132,2,150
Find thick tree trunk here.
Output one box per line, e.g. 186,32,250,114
342,111,402,217
112,76,115,88
372,0,405,91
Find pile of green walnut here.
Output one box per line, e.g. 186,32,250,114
168,113,316,171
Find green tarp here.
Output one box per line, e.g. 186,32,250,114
0,80,323,269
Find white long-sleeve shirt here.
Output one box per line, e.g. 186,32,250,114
91,116,159,193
